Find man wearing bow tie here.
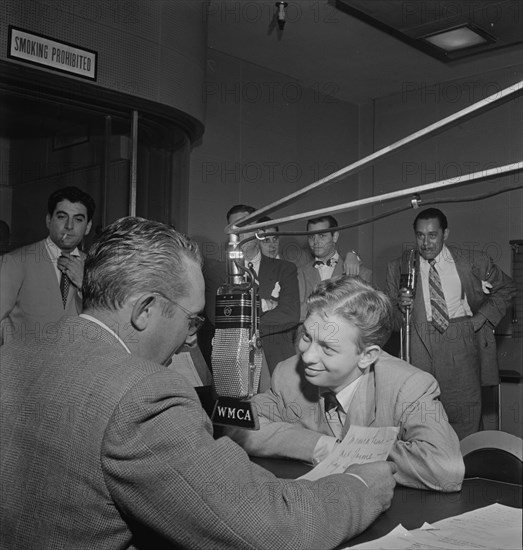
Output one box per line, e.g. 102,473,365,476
297,215,372,321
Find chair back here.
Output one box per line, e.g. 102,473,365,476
460,430,523,484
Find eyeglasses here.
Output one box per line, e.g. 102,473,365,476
152,292,205,333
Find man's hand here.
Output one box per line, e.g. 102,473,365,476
343,252,361,276
397,290,414,313
345,461,397,512
57,255,85,289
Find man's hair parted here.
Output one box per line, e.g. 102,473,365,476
306,275,393,351
83,217,202,311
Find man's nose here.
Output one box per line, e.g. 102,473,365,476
301,343,319,363
64,217,74,229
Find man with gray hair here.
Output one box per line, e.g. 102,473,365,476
228,276,464,492
1,217,396,550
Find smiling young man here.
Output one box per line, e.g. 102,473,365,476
227,276,465,492
386,208,516,439
0,186,95,343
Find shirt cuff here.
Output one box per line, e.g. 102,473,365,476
345,473,369,488
312,435,338,465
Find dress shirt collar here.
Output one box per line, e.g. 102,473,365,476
45,236,80,262
245,250,262,272
321,373,363,414
419,245,449,268
79,314,131,354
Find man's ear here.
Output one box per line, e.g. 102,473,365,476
84,219,92,236
358,345,381,370
130,294,156,331
333,231,339,243
443,228,450,242
46,213,51,230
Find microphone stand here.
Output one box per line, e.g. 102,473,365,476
399,250,417,364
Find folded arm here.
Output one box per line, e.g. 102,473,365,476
390,371,464,491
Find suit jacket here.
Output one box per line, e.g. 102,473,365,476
1,316,388,550
386,246,516,385
0,239,83,344
298,253,373,321
202,254,300,371
257,254,300,369
227,352,464,491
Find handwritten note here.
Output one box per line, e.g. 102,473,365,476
299,425,399,481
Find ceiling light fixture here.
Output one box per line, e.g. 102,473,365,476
421,24,495,53
275,1,288,30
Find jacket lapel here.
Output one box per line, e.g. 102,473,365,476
342,369,376,438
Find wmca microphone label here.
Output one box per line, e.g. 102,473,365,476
212,398,259,430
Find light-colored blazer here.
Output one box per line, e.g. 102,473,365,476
386,246,516,385
0,316,388,550
298,253,373,321
0,239,83,343
228,352,464,491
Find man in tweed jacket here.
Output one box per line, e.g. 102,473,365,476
0,217,396,550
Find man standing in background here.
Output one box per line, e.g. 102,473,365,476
386,208,515,439
0,186,95,343
298,215,372,321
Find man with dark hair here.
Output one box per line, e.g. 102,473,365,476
386,207,516,439
227,204,300,372
0,217,397,550
227,276,464,492
202,204,300,373
0,186,95,343
297,215,372,320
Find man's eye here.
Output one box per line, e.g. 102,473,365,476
301,333,311,343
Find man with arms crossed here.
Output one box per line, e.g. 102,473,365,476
0,186,95,343
0,217,395,550
386,208,516,439
228,276,464,492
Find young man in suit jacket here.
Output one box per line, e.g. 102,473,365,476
0,217,397,550
298,215,372,321
227,276,464,492
0,186,95,344
386,208,516,439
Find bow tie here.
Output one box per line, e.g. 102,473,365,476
313,258,337,268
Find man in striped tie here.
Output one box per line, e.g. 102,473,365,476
0,186,95,344
386,208,516,439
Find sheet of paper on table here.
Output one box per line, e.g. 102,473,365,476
345,503,522,549
298,425,399,482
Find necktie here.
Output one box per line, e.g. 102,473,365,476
323,391,343,439
429,259,449,333
59,255,70,308
323,391,340,413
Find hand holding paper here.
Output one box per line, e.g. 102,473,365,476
299,425,399,482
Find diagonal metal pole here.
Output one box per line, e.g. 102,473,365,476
227,80,523,234
232,162,523,233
